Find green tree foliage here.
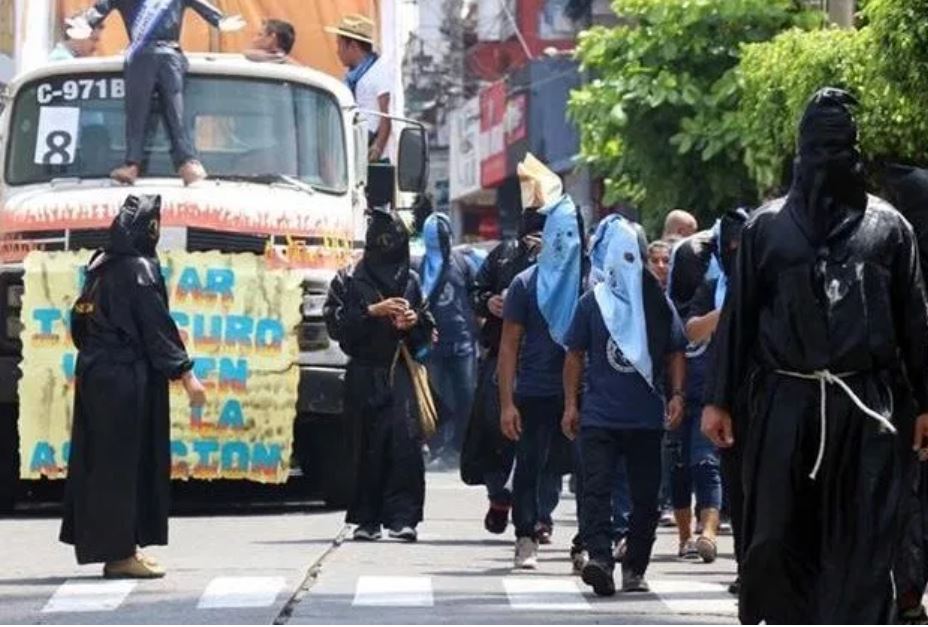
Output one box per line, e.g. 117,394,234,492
569,0,818,230
736,1,928,192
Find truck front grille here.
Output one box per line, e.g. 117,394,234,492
187,228,269,254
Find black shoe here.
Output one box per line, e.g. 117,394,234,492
535,522,553,545
388,526,418,542
899,604,928,625
353,525,382,541
621,570,650,593
484,501,510,534
728,577,740,596
581,560,616,597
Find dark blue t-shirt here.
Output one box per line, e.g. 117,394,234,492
684,277,718,402
503,266,566,398
422,252,477,357
564,291,687,430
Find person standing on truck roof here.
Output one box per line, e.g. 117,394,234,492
327,14,392,162
49,14,104,61
245,19,297,65
324,208,436,543
61,194,207,578
418,212,479,468
66,0,245,186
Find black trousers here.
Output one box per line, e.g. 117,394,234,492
580,426,662,575
125,46,196,169
512,394,564,539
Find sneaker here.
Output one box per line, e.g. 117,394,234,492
678,539,699,560
728,577,740,596
613,537,628,563
110,163,139,185
388,526,418,542
581,560,616,597
484,501,510,535
719,519,733,535
178,160,207,186
535,522,553,545
695,536,718,563
658,510,676,527
514,537,539,570
353,525,382,541
570,546,589,576
103,555,165,579
621,570,650,593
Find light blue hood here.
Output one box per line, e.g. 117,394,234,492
420,213,451,300
537,195,582,346
594,219,653,387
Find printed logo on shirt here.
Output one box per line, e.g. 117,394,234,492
606,338,636,374
685,340,708,360
436,282,455,308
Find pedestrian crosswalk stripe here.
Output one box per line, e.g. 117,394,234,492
648,579,737,615
197,576,287,609
352,576,434,607
42,580,136,613
503,577,590,611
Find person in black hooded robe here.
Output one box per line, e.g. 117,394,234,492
702,88,928,624
881,163,928,624
324,208,435,543
60,194,205,578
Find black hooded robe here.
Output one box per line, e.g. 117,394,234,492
708,89,928,623
324,210,435,528
60,195,193,564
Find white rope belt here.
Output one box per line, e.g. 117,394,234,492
775,369,897,480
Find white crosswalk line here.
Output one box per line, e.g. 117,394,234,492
197,576,287,609
41,580,136,613
648,578,737,615
503,577,590,611
352,576,434,607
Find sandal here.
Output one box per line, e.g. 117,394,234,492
695,536,718,564
678,539,699,560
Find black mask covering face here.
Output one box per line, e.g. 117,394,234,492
361,208,410,297
106,194,162,258
718,210,748,275
519,208,547,258
791,88,867,247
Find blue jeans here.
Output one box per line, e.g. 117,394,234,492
428,351,477,454
669,404,722,511
512,395,564,538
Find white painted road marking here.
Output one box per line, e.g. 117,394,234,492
352,576,434,607
503,577,590,610
648,578,737,615
197,576,287,609
42,580,136,613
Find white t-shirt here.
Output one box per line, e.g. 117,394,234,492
355,57,393,135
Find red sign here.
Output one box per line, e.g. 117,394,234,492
505,93,528,146
480,81,507,188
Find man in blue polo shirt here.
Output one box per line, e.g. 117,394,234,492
563,218,686,596
499,163,583,569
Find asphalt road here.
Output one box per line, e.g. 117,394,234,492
0,471,738,624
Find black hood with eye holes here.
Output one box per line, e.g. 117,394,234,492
106,195,162,258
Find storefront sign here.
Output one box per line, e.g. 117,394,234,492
450,97,481,201
18,251,302,484
480,81,507,188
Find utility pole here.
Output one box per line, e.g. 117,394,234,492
827,0,855,28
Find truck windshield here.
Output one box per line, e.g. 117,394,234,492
4,73,348,193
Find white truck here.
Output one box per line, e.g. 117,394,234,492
0,53,428,510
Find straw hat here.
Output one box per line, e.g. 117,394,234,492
325,14,376,46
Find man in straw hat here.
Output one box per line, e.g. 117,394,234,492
327,14,393,162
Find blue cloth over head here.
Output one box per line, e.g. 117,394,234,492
420,213,451,300
593,219,653,388
589,214,622,286
536,195,582,346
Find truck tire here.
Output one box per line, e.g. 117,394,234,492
0,404,19,514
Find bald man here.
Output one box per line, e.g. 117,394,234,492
663,210,698,243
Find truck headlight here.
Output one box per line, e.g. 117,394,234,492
301,292,327,319
5,284,23,341
5,316,23,340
